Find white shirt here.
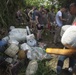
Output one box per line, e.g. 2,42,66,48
56,11,63,27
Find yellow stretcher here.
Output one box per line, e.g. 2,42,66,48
46,48,76,58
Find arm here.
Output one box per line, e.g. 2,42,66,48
35,16,39,24
28,10,32,19
59,16,66,21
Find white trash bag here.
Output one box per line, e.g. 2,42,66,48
9,28,27,35
8,39,19,45
61,25,76,49
9,28,27,42
25,60,38,75
60,25,71,37
26,34,37,47
2,36,9,43
9,33,27,42
5,57,13,63
26,26,31,35
27,47,52,60
27,39,37,47
9,26,15,30
20,43,31,51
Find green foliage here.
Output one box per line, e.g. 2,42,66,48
25,0,76,11
18,60,56,75
0,0,25,28
35,60,56,75
57,0,76,8
25,0,45,8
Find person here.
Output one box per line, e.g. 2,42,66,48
28,6,37,30
54,6,67,44
48,7,56,35
16,8,24,24
24,8,30,22
42,9,49,28
35,6,45,41
70,3,76,25
48,7,55,24
56,3,76,75
66,11,74,25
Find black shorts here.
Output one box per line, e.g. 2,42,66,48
37,24,44,30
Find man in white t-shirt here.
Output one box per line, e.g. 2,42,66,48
56,3,76,75
54,6,66,43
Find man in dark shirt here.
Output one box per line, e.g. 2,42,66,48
35,6,45,41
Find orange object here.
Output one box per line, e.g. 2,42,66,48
18,50,27,60
46,48,76,57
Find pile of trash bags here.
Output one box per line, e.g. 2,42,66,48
0,26,52,75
